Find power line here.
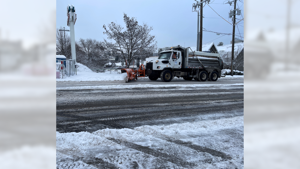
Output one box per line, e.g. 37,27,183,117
235,18,244,25
203,28,231,35
203,28,243,39
207,4,233,25
204,34,226,44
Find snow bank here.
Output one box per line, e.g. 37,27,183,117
76,63,93,73
222,69,244,75
57,63,127,82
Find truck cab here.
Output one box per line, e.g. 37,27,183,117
153,49,182,71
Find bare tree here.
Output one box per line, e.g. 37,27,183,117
56,29,71,59
103,13,156,67
78,38,107,62
78,38,95,61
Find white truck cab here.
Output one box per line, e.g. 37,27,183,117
153,49,182,70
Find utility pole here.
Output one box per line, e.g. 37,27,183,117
199,0,203,51
193,0,209,51
197,10,200,51
230,0,237,76
59,27,70,56
59,27,70,40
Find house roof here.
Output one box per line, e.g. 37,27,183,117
190,42,217,52
216,42,244,55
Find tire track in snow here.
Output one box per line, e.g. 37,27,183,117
165,139,232,160
107,138,197,168
134,126,233,161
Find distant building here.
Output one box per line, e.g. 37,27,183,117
217,42,244,71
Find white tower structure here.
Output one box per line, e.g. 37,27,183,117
67,5,77,63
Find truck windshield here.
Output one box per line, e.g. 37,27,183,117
158,52,171,60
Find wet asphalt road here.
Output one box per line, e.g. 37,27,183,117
56,77,244,133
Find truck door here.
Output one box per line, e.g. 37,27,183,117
171,51,182,69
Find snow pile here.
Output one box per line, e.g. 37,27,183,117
0,146,55,169
76,63,93,73
222,69,244,75
57,116,243,168
56,63,127,82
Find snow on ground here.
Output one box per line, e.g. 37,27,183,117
56,63,127,82
57,116,244,168
0,146,55,169
56,82,244,90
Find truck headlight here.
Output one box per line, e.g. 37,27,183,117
156,60,159,63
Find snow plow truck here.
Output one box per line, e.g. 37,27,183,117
145,45,224,82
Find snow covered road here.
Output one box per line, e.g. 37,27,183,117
56,78,244,168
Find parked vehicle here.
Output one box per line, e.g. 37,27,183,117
146,45,223,82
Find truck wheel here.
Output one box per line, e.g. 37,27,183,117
161,70,173,82
210,71,218,81
183,77,193,81
199,71,208,81
149,75,158,81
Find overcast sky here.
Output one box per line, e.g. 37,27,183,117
56,0,243,49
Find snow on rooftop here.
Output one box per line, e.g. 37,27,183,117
216,42,244,60
56,55,66,59
216,42,244,53
190,42,214,52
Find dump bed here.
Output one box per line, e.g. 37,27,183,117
185,50,222,69
187,57,220,68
